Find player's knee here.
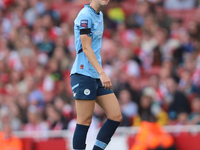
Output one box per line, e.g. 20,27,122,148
117,113,123,122
77,116,92,126
109,112,122,122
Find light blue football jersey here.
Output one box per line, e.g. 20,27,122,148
70,4,104,79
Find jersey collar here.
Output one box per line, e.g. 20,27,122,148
85,4,100,15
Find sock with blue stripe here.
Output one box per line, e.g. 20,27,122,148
73,124,89,150
93,119,121,150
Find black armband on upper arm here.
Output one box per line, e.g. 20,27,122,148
80,28,91,35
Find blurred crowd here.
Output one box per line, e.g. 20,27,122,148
0,0,200,135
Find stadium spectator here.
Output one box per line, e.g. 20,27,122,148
178,69,198,96
45,104,66,130
164,77,191,121
0,106,21,131
127,1,154,28
188,96,200,125
27,77,45,110
117,49,141,78
118,89,138,118
133,87,168,126
0,122,22,150
17,94,28,124
23,105,49,137
154,1,173,31
107,3,125,28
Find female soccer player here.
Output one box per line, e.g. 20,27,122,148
70,0,122,150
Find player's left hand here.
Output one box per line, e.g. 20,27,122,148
99,72,112,90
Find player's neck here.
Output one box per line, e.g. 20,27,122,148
90,1,102,13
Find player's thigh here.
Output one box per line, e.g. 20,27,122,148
75,99,96,126
96,93,122,122
71,74,98,126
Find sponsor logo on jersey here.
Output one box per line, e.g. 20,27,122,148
80,20,88,28
80,65,84,69
84,89,90,95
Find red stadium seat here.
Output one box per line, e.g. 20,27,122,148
121,1,137,15
166,9,198,27
21,138,34,150
174,133,200,150
34,138,67,150
53,2,83,23
127,135,135,150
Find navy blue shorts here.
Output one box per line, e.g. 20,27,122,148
70,73,113,100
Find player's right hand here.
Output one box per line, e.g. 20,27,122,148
99,72,112,90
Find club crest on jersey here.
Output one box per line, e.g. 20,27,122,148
80,20,88,28
73,92,76,97
84,89,90,95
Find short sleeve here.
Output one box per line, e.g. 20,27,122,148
76,13,92,35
